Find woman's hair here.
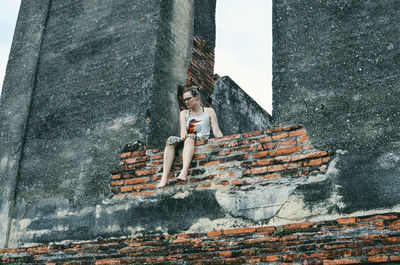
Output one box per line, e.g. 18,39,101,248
184,86,199,97
183,86,203,107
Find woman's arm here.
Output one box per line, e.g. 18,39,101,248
208,108,223,138
180,110,188,139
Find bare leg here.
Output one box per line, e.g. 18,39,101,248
176,137,195,181
157,143,176,188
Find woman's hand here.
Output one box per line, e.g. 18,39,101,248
180,131,188,140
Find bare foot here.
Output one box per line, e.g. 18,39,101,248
156,177,169,188
176,171,188,181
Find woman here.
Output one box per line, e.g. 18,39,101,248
157,86,223,188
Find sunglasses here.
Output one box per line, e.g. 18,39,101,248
183,96,194,102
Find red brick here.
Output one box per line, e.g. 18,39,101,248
308,158,323,166
193,154,206,160
131,183,156,191
207,230,222,237
129,191,155,197
231,145,256,153
256,158,273,166
289,130,307,137
337,217,358,224
361,214,398,222
270,146,303,156
195,140,207,146
244,167,269,175
303,144,313,149
124,162,147,171
323,156,332,163
124,177,150,185
262,173,282,180
389,255,400,261
232,179,245,185
147,148,160,154
256,226,276,233
272,132,289,140
244,130,264,138
283,124,303,131
323,259,361,265
241,161,256,167
367,255,388,263
381,236,400,244
253,151,270,158
219,251,232,258
223,227,256,235
111,174,121,180
267,127,283,133
297,135,309,143
306,151,329,158
268,164,286,172
389,219,400,228
132,150,147,156
366,245,400,256
224,258,245,265
152,153,164,160
218,181,230,186
121,173,131,179
260,255,280,262
283,222,315,230
150,160,163,166
274,156,292,163
121,186,134,192
125,156,149,164
324,244,346,250
218,171,235,178
95,259,121,264
209,134,241,143
260,136,272,142
242,257,259,264
276,139,297,147
135,168,158,176
202,160,219,166
263,142,276,149
110,181,124,187
282,253,301,262
287,162,302,169
120,152,132,158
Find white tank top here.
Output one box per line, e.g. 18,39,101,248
186,108,210,138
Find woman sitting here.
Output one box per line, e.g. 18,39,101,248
157,86,223,188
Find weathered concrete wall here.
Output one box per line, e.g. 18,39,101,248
213,76,273,136
0,0,51,248
2,213,400,264
0,0,197,248
273,0,400,217
7,125,335,247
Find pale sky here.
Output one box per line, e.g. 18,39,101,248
0,1,272,113
0,1,21,97
215,0,272,113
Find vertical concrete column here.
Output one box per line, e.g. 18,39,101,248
273,0,400,213
0,0,52,248
148,0,195,147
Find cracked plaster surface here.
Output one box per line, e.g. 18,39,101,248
268,150,347,225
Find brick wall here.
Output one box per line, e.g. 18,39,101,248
2,126,400,264
1,212,400,264
110,125,332,198
183,37,216,107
